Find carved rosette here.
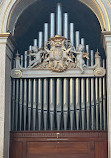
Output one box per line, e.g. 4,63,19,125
11,70,22,78
94,67,106,77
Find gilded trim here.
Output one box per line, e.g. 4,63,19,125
98,0,110,31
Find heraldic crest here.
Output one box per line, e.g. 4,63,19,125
27,35,89,73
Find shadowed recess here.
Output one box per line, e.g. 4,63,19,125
14,0,104,57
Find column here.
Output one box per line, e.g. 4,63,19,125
102,31,111,158
0,33,14,158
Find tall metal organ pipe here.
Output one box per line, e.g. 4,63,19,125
81,38,85,130
63,78,68,130
56,78,62,130
15,79,19,131
70,78,75,130
43,79,48,130
19,55,23,130
24,51,27,130
12,78,15,130
86,45,90,130
50,78,55,130
28,79,32,130
76,78,80,130
70,23,74,46
38,79,42,130
103,60,106,130
81,78,85,130
33,79,37,130
64,13,68,38
99,76,102,130
50,13,55,37
91,50,95,130
57,3,62,35
44,23,48,46
95,77,99,130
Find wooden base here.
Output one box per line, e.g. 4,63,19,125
10,131,108,158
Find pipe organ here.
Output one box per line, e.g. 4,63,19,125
11,3,107,131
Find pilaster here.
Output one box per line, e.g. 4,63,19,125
0,33,15,158
102,31,111,158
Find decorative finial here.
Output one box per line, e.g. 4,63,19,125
16,50,20,58
95,49,100,57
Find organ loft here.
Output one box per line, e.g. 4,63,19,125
1,1,111,158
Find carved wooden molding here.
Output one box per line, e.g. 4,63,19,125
10,131,108,139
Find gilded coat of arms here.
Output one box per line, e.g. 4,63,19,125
44,35,73,72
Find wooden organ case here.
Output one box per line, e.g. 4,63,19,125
10,3,108,158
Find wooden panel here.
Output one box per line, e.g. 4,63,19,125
10,141,23,158
95,141,108,158
10,131,108,158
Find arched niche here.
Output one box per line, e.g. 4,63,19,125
2,0,105,59
0,0,111,36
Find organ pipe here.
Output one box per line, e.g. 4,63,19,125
99,77,102,130
29,46,32,65
39,32,43,49
91,50,94,66
19,55,23,130
15,79,19,131
76,78,80,130
44,23,48,46
86,45,89,66
103,59,106,130
33,79,37,130
81,38,85,46
56,78,62,130
24,51,27,130
95,77,99,130
12,79,15,130
76,31,80,49
86,45,90,130
50,13,55,37
43,79,48,130
91,78,95,130
57,3,62,35
38,79,42,130
81,78,85,130
34,39,37,46
70,78,74,130
86,77,90,130
28,79,32,130
50,78,55,130
63,78,68,130
70,23,74,46
64,13,68,38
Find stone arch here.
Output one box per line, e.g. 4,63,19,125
0,0,111,35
